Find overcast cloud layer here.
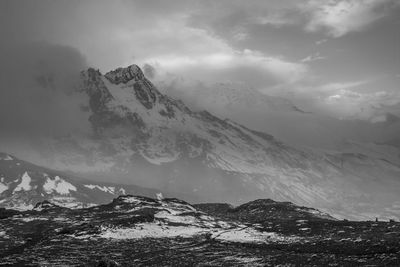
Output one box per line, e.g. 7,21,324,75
0,0,399,122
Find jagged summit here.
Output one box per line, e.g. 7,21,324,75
9,61,400,221
105,64,145,84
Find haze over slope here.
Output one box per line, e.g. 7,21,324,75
157,74,400,154
1,59,399,220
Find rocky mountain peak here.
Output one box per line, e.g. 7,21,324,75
104,64,145,84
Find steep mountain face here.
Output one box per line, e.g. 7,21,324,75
0,153,163,210
3,64,400,220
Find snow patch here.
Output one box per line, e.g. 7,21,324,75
213,228,299,244
95,197,301,244
43,176,77,195
13,172,32,192
49,196,93,209
84,184,115,194
5,203,34,211
0,182,8,194
14,217,48,222
99,223,206,239
156,192,164,200
119,188,126,195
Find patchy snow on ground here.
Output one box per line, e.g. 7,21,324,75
13,172,32,192
98,223,299,244
50,196,88,209
99,223,207,239
4,203,34,211
223,256,264,266
13,216,49,222
213,228,300,244
94,197,301,244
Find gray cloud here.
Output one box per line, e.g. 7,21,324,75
0,0,399,127
302,0,400,37
0,42,89,136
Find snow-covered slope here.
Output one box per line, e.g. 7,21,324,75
94,195,299,243
3,64,400,220
0,152,163,210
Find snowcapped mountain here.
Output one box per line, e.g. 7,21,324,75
2,64,400,220
0,152,164,210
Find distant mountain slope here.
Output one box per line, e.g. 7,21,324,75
0,153,163,210
194,198,336,222
2,64,400,220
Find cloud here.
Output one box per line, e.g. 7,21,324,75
318,80,370,92
322,89,400,121
250,12,299,27
303,0,399,37
144,48,309,91
0,42,89,136
316,39,328,45
290,78,400,121
0,0,398,126
300,52,327,63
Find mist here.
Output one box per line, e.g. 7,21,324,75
150,68,400,152
0,42,89,137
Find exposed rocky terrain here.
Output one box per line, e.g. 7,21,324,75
0,195,399,266
0,152,192,210
3,64,400,221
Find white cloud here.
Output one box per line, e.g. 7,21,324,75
251,13,297,27
322,89,400,121
231,26,248,41
144,48,309,86
303,0,398,37
300,52,327,63
316,39,328,45
318,80,369,92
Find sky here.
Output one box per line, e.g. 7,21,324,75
0,0,399,122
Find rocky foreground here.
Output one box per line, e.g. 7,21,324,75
0,195,399,266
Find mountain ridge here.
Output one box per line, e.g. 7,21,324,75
1,64,400,221
0,152,204,210
1,193,399,266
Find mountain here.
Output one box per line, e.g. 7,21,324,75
1,195,399,266
194,198,336,222
1,64,400,220
0,152,165,210
163,81,400,155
